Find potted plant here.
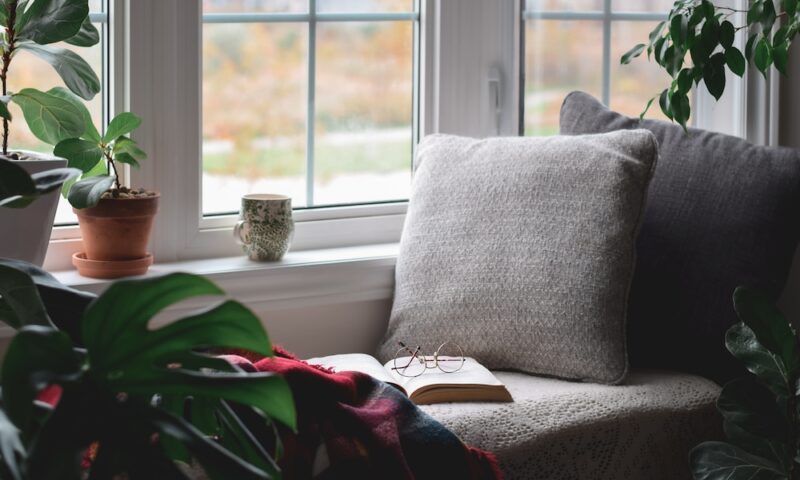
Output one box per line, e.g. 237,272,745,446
0,0,101,265
45,104,156,278
0,258,296,479
621,0,799,128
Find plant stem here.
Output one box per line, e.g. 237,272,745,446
1,0,18,156
104,150,121,190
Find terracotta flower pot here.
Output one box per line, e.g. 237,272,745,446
74,194,159,277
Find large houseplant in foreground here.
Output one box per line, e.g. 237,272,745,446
0,0,102,264
622,0,799,128
690,287,800,480
0,259,296,479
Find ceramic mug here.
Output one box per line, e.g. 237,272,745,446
234,194,294,261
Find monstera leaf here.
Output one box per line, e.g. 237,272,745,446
0,265,295,479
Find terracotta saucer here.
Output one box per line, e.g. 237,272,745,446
72,252,154,279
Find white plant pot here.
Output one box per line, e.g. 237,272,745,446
0,153,66,266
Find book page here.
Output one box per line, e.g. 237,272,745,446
383,356,505,396
306,353,404,392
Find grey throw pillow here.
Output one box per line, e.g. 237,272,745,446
560,91,800,383
377,131,659,384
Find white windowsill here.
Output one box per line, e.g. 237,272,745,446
51,243,399,310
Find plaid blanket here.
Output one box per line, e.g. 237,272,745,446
225,348,502,480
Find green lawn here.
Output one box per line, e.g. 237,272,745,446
203,139,412,181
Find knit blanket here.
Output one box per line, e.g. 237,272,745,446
225,348,502,480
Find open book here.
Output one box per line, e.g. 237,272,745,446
306,353,513,405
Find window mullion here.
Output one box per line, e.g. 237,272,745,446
601,0,611,105
306,0,317,207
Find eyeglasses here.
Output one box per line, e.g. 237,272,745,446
391,341,466,378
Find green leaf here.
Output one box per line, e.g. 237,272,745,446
17,0,89,45
148,406,272,480
16,42,101,101
670,13,688,48
60,153,104,199
113,136,147,161
726,323,791,399
64,15,99,47
81,273,296,430
639,95,656,119
621,43,646,64
724,421,790,470
0,158,36,206
659,88,673,119
746,33,759,60
700,16,720,58
676,68,694,94
787,0,798,17
690,441,787,480
1,325,80,436
66,174,114,209
0,258,95,345
216,401,280,479
47,86,100,143
0,263,54,329
114,152,139,169
0,96,11,121
103,112,142,143
670,91,690,130
654,36,668,64
717,377,788,442
748,1,765,26
761,0,777,33
703,52,727,100
754,37,772,77
54,138,103,172
726,46,746,77
719,20,735,49
773,42,789,75
733,287,800,377
11,88,84,145
662,45,683,76
0,406,25,480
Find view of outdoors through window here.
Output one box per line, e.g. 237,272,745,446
524,0,674,136
202,0,417,215
29,0,104,224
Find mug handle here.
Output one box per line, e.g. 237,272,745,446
234,220,250,245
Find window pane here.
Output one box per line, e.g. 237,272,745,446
203,0,307,13
609,21,673,121
317,0,413,13
314,21,413,206
9,27,104,225
523,20,603,136
525,0,603,12
202,22,308,214
612,0,672,13
89,0,103,11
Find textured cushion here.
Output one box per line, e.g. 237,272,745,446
560,91,800,383
421,370,721,480
377,132,659,384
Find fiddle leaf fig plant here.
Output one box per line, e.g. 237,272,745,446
622,0,800,129
0,0,103,208
45,91,147,209
690,286,800,480
0,259,297,479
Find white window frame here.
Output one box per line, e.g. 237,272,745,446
43,0,774,272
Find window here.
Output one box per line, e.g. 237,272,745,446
201,0,420,215
522,0,748,137
21,0,108,225
522,0,676,135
